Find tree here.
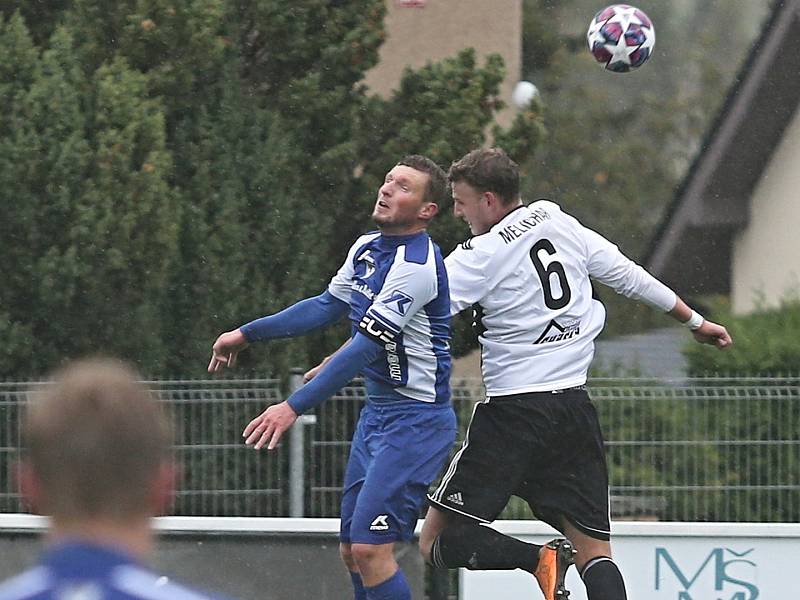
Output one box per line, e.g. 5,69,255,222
0,15,177,376
0,2,543,377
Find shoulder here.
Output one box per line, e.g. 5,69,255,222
352,231,381,249
445,236,494,281
110,565,232,600
527,198,563,214
399,233,435,265
0,567,52,600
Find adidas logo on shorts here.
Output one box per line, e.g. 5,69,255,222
369,515,390,531
446,492,464,506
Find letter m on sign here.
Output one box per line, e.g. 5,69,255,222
655,547,722,597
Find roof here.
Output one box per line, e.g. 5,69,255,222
645,0,800,297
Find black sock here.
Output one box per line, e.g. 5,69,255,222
430,522,541,573
581,557,627,600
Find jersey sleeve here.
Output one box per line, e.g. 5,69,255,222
286,333,382,414
577,217,677,312
240,291,348,342
356,246,438,344
444,244,491,316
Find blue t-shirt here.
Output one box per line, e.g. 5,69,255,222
328,231,451,404
0,541,234,600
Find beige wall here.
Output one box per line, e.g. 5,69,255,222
731,106,800,313
363,0,522,126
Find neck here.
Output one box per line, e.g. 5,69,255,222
497,199,523,222
378,223,426,237
476,199,522,234
48,516,154,560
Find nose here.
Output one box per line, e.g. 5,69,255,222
379,181,393,196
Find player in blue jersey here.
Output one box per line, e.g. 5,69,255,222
208,155,456,600
0,359,236,600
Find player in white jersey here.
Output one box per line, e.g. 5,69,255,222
420,148,732,600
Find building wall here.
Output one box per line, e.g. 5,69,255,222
731,105,800,313
363,0,522,127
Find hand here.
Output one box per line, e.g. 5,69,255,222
208,329,249,373
692,319,733,349
303,355,332,383
242,401,298,450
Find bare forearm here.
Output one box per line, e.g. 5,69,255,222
667,297,693,324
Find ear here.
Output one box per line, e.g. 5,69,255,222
149,461,178,516
483,191,502,208
17,461,44,514
419,201,439,221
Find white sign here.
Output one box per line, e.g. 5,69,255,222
460,522,800,600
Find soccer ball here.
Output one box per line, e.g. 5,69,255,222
586,4,655,73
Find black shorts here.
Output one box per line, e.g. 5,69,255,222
428,388,611,541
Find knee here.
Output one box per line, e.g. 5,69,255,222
419,507,455,565
572,542,611,571
350,543,386,569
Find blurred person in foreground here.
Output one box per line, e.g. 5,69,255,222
0,358,236,600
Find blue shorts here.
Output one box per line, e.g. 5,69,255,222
340,401,456,544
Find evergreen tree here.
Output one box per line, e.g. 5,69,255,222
0,2,542,377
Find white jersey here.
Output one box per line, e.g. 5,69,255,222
445,201,677,395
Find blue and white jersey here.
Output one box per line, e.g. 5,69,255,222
328,231,451,404
0,541,234,600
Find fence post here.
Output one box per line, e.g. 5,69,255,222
289,369,317,518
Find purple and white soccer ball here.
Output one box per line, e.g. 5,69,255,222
587,4,655,73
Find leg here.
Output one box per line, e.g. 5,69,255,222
422,505,543,573
424,400,545,572
527,390,624,599
341,543,367,600
350,541,403,586
349,403,455,599
561,519,627,600
418,504,451,562
346,541,410,600
340,411,372,600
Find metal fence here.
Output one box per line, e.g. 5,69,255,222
1,376,798,522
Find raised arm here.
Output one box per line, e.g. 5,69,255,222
581,221,732,350
208,291,349,373
242,333,382,450
667,297,732,349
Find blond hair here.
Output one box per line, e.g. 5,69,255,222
23,358,171,522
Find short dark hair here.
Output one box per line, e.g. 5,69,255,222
448,147,520,205
397,155,448,207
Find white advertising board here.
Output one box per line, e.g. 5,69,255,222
460,521,800,600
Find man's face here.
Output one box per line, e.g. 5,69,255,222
373,165,432,233
452,180,493,235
